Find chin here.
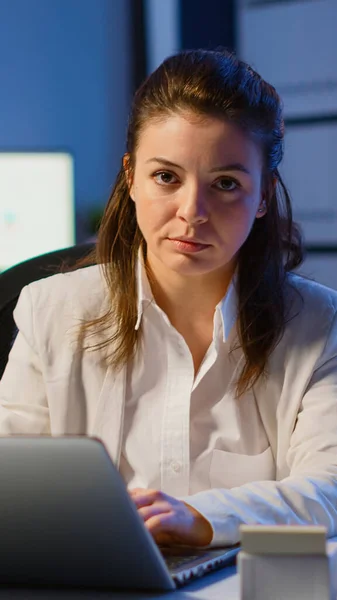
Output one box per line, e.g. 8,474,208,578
164,255,218,277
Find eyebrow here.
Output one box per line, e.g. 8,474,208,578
145,157,251,175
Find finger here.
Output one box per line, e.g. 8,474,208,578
150,531,179,546
144,513,185,545
129,488,167,499
130,489,164,508
129,487,147,495
138,502,172,522
146,512,178,535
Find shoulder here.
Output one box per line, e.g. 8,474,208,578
25,265,107,317
286,273,337,324
274,273,337,368
13,265,109,346
259,274,337,406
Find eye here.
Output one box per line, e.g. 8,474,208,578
214,178,240,192
153,171,178,185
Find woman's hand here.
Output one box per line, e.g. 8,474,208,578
129,487,213,547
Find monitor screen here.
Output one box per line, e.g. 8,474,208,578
0,152,75,272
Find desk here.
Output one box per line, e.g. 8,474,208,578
2,539,337,599
0,566,239,599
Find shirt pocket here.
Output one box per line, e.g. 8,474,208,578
210,446,275,489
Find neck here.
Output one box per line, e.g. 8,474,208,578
145,258,236,327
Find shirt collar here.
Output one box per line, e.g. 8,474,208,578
135,253,238,341
215,273,238,342
135,251,153,331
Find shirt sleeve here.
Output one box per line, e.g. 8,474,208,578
181,313,337,547
0,285,51,434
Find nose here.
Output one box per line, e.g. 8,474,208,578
176,184,209,225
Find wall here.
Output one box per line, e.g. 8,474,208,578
144,0,180,74
236,0,337,290
0,0,132,241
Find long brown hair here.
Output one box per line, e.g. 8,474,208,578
79,48,303,396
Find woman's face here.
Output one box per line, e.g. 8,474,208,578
128,112,266,283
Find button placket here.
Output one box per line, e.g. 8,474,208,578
170,460,182,473
160,331,193,497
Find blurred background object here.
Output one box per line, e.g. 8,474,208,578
0,152,74,270
237,0,337,287
0,0,132,268
1,0,336,289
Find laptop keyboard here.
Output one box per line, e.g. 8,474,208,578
160,546,215,571
160,545,239,587
164,553,203,571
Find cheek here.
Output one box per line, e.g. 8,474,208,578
135,188,177,230
235,200,259,228
213,199,258,239
134,198,171,240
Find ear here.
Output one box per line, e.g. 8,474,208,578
123,153,135,201
255,174,276,218
255,195,267,219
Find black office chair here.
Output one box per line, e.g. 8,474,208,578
0,243,95,379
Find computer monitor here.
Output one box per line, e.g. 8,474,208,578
0,152,75,272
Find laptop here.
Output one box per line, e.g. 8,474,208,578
0,436,239,590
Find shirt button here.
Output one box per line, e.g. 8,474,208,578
171,461,182,473
176,342,184,356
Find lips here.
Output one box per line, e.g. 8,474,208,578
169,237,208,245
168,237,210,253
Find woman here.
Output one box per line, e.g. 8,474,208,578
1,49,337,548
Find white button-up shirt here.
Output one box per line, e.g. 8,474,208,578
2,262,337,545
119,261,274,497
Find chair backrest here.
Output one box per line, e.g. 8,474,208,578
0,243,95,379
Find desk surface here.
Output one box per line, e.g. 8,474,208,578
0,566,239,599
2,540,337,599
